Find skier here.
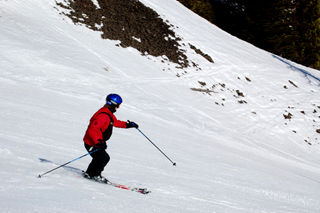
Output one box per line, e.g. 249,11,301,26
83,93,138,182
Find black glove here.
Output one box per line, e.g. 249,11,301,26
96,140,107,149
126,120,139,128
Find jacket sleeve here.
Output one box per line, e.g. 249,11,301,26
113,115,128,128
86,114,110,145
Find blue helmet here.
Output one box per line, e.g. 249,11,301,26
106,93,122,106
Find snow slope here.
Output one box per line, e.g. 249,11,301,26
1,0,320,212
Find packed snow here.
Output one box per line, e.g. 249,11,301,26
1,0,320,212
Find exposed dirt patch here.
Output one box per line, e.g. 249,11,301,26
55,0,214,68
189,44,214,63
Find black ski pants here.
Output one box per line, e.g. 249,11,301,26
84,143,110,177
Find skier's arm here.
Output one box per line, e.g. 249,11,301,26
113,117,138,128
113,118,128,128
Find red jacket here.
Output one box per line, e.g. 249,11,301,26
83,106,127,146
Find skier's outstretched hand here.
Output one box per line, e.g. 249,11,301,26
126,120,139,129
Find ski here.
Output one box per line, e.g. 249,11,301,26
39,158,151,194
82,172,150,194
101,179,150,194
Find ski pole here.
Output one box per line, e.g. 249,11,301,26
38,148,99,178
136,128,176,166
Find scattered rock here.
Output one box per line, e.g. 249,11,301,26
189,44,214,63
283,112,293,119
238,100,247,104
190,88,215,94
288,80,298,88
304,139,312,145
198,81,206,87
236,90,244,97
219,83,226,88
